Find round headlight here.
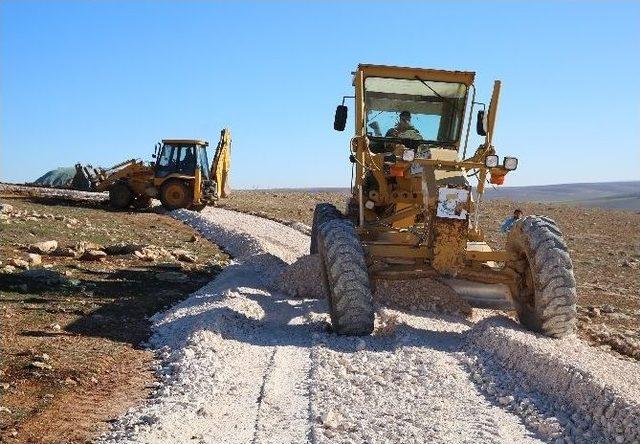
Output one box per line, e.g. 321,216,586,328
402,149,415,162
485,155,499,168
504,157,518,170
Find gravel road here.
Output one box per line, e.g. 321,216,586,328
97,207,640,444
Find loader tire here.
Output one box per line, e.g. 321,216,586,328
310,203,342,254
160,180,193,210
319,219,374,336
506,215,577,338
191,203,207,212
132,196,152,209
109,183,133,209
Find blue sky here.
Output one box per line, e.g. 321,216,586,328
1,1,639,188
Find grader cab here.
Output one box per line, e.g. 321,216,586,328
312,64,577,338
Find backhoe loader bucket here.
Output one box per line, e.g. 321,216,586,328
211,128,231,198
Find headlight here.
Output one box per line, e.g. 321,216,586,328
485,155,499,168
402,149,415,162
504,157,518,170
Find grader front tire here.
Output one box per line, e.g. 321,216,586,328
310,203,342,254
319,219,374,336
506,216,577,338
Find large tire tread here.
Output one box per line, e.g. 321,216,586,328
310,203,343,254
506,215,577,338
318,219,374,336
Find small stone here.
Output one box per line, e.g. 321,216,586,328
0,406,11,414
49,323,62,331
601,304,615,314
90,377,98,384
29,361,53,370
24,253,42,265
52,246,81,258
172,249,197,263
2,265,16,273
28,240,58,254
64,377,78,385
0,203,14,213
8,258,29,269
499,395,514,406
81,250,107,261
320,409,340,429
34,353,50,362
355,339,366,351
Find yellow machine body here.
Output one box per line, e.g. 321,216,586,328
87,129,232,211
340,64,518,304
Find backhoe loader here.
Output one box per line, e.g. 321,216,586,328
74,128,231,211
313,64,577,338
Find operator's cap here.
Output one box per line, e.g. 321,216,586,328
400,110,411,119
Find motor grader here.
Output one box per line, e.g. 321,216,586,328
312,64,576,338
74,128,231,211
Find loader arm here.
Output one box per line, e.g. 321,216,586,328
211,128,232,198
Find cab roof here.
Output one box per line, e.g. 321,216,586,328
357,64,476,86
162,139,209,146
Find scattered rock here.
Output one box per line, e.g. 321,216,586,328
29,361,53,371
24,253,42,265
601,304,616,314
8,258,29,269
0,203,14,213
28,240,58,254
49,323,62,331
0,406,11,414
34,353,50,362
52,246,82,258
172,249,197,263
320,409,340,429
355,339,367,351
1,265,16,273
81,250,107,261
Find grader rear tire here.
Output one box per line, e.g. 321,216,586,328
506,215,577,338
109,183,132,209
319,219,374,336
160,180,193,210
310,203,342,254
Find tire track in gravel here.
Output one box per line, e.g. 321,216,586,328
97,207,638,444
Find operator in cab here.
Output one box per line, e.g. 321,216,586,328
386,111,422,140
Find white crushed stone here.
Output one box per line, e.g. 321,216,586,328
94,206,639,444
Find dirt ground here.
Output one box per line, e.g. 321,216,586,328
222,190,640,359
0,189,228,443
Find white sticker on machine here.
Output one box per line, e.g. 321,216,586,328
436,187,470,220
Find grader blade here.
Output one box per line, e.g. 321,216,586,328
438,278,513,310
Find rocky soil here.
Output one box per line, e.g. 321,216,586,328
0,187,228,443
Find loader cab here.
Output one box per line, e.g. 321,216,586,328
155,139,210,180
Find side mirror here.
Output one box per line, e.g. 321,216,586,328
476,110,487,136
334,105,348,131
151,153,157,159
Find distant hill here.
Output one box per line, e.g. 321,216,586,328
483,181,640,211
247,181,640,211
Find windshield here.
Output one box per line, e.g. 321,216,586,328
364,77,468,145
197,146,210,181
